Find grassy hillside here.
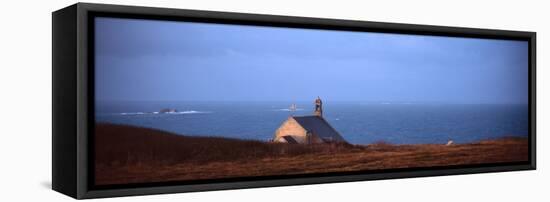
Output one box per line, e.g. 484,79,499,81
95,123,528,185
95,123,355,165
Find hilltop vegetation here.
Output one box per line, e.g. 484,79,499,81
95,123,528,185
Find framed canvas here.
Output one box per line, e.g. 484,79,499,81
52,3,536,199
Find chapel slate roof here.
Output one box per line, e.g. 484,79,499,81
282,135,299,144
292,116,346,143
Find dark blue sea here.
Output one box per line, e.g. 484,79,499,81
95,101,528,145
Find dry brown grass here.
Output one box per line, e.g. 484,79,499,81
95,123,528,185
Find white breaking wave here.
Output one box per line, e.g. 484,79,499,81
118,110,211,115
166,110,211,114
119,112,147,115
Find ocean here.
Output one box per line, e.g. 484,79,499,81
95,101,528,145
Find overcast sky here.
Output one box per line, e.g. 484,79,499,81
95,17,528,104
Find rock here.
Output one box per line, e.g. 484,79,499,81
159,108,177,113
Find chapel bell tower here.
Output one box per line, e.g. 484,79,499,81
314,96,323,117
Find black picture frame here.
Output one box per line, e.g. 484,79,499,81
52,2,536,199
